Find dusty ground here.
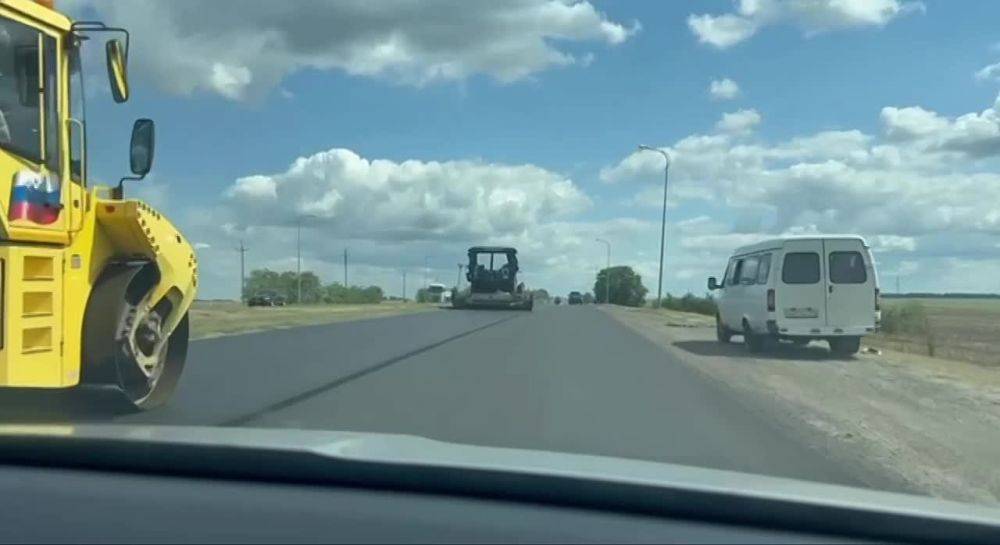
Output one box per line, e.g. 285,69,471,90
606,305,1000,506
189,301,438,340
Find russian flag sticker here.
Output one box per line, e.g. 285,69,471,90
9,169,62,225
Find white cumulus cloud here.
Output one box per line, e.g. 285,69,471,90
881,94,1000,157
880,106,950,139
688,0,923,49
975,61,1000,82
223,148,591,242
75,0,638,100
715,109,762,134
709,78,741,100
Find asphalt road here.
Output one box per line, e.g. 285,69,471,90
1,305,867,487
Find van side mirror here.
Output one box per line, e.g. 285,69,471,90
129,118,155,176
106,39,130,103
708,277,720,290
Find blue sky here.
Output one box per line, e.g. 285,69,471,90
75,0,1000,298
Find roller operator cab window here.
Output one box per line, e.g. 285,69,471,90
68,46,84,182
0,18,42,162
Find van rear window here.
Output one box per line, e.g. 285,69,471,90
782,252,820,284
829,251,867,284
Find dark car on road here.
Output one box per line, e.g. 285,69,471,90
568,291,583,305
247,291,286,307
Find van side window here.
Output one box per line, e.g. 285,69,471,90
829,251,867,284
739,256,759,285
756,253,771,284
721,260,733,287
729,259,744,286
782,252,820,284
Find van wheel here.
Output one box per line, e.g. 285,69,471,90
715,314,732,343
829,336,861,356
743,321,764,353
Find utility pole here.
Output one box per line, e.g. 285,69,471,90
402,271,407,301
236,240,248,304
343,248,348,287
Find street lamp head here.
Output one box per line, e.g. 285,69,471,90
638,145,670,165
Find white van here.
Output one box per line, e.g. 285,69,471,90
708,235,880,355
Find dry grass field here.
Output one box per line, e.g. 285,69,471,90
870,298,1000,366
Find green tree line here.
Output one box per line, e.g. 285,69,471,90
245,269,384,304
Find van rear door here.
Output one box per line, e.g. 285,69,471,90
777,240,826,331
825,239,876,329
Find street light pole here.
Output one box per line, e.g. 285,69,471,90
638,145,671,307
596,238,611,304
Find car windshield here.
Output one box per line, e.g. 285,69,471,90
5,0,1000,519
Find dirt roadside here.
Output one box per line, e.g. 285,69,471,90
605,305,1000,506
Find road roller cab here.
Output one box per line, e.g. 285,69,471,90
451,247,532,310
0,0,196,409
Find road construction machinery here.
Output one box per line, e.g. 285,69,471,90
0,0,196,409
452,247,532,311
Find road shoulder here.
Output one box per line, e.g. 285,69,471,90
603,305,1000,506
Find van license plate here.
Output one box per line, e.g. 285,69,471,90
784,307,819,319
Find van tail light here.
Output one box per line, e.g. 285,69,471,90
875,288,880,311
767,288,775,312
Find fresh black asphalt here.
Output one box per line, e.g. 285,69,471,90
1,305,868,488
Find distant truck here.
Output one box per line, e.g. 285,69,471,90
452,247,533,311
425,283,449,304
708,235,879,355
